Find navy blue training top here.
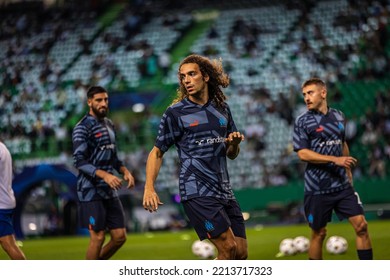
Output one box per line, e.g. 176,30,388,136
72,113,123,202
293,107,351,195
155,98,238,201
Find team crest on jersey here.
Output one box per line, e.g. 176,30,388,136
338,122,344,132
219,117,227,127
316,126,324,132
95,132,103,138
204,220,215,232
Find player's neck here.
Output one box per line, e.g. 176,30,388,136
188,90,209,105
316,103,328,115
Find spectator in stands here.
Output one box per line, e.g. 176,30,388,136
293,77,373,260
72,86,135,260
0,140,26,260
143,54,248,260
158,51,171,77
368,145,386,179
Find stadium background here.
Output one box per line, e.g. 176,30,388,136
1,0,389,252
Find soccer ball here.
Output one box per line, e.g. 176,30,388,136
326,235,348,254
191,240,216,259
293,236,310,253
279,238,297,256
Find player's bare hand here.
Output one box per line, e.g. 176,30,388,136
123,171,135,189
334,156,357,168
143,189,163,212
104,173,123,190
226,131,245,145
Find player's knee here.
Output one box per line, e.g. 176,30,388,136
313,228,327,241
355,220,368,237
113,234,127,246
92,232,106,244
219,239,237,259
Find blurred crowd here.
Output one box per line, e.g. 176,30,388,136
1,0,389,189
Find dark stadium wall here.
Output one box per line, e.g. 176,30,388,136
235,178,390,213
12,164,78,239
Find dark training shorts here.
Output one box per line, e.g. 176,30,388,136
182,196,246,240
304,187,364,230
0,209,15,237
78,198,125,232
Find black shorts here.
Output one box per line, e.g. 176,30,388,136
182,196,246,240
304,187,364,230
78,198,125,232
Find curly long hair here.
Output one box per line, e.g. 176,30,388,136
172,54,230,109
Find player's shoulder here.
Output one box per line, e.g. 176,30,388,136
294,110,312,125
165,99,193,116
74,114,96,130
104,117,115,127
329,107,345,119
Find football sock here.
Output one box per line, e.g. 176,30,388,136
357,249,373,260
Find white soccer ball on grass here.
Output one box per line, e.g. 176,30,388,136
279,238,297,256
326,235,348,254
293,236,310,253
191,240,216,259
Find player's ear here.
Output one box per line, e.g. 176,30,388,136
321,87,327,99
203,74,209,82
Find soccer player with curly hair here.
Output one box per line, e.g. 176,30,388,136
143,54,248,260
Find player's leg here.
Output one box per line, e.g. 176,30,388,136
0,234,26,260
225,199,247,260
209,227,237,259
78,200,107,259
99,227,126,259
349,215,373,259
183,197,241,259
0,211,26,259
86,229,106,259
208,230,247,260
303,193,332,260
349,215,371,248
99,198,127,259
233,236,247,260
335,189,373,259
308,227,326,260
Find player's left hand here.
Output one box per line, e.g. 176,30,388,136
226,131,245,145
123,170,135,189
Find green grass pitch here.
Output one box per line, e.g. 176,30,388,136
1,220,389,260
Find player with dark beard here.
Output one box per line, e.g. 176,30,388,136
72,86,135,259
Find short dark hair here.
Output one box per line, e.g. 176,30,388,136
301,77,326,89
86,86,107,99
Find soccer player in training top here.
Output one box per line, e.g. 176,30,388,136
0,140,26,260
72,86,135,260
293,77,373,260
143,54,248,260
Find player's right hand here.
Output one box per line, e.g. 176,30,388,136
104,173,123,190
334,156,357,168
143,188,163,212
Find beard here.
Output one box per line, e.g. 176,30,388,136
92,106,108,119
